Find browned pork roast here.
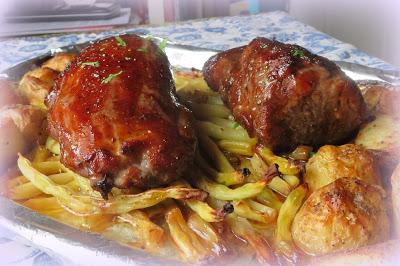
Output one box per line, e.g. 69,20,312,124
47,35,197,198
203,37,366,151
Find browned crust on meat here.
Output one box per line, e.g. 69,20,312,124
47,35,197,198
203,37,366,152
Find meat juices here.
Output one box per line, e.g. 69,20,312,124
203,37,366,152
47,35,196,198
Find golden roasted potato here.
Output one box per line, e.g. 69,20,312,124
0,105,46,172
357,81,400,118
292,177,389,256
355,115,400,172
391,163,400,237
356,81,400,176
42,52,76,72
311,239,400,266
304,144,380,192
18,67,59,108
356,115,400,151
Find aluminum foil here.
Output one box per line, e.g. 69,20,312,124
0,39,399,265
1,38,399,84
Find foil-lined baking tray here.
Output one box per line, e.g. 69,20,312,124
1,37,399,84
0,38,399,266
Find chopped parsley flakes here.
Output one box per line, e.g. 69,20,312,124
158,38,168,52
115,35,126,47
137,47,147,52
79,61,100,67
292,49,305,58
101,71,123,84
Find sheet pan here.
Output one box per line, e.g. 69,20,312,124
0,38,399,266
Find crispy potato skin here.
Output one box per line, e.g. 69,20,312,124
355,115,400,173
304,144,380,192
357,81,400,118
18,53,75,108
356,81,400,173
42,52,76,72
391,163,400,237
18,67,59,108
292,178,389,256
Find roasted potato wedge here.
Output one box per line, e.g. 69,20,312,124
18,52,76,108
18,67,59,108
358,81,400,118
304,144,380,192
355,115,400,172
292,178,389,256
42,52,76,72
356,81,400,173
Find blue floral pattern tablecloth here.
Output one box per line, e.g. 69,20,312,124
0,11,396,266
0,11,396,72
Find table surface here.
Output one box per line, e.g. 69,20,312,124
0,11,396,266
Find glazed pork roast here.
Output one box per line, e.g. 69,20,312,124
47,35,197,198
203,37,366,151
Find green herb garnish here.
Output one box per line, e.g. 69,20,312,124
308,151,316,158
80,61,100,67
158,38,168,52
115,35,126,47
292,49,305,58
137,47,147,52
101,71,123,84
